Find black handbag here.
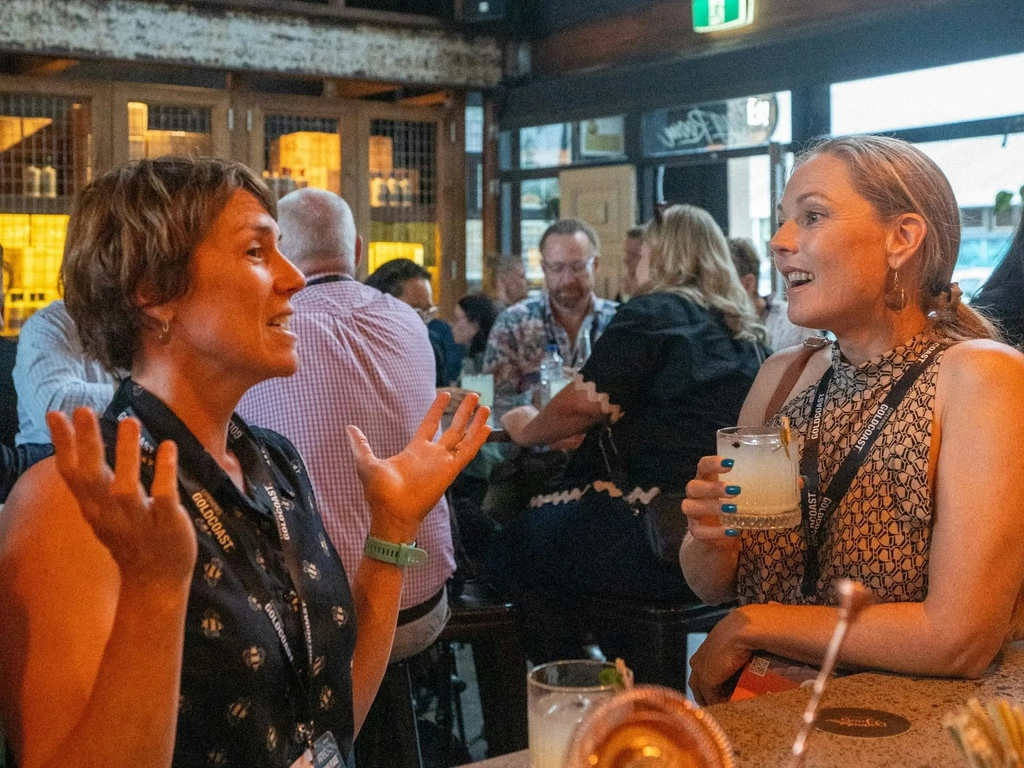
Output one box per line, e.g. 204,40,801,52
599,422,688,566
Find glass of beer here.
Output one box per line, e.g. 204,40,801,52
528,660,617,768
716,426,801,530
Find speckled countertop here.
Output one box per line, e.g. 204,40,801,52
706,644,1024,767
460,645,1024,768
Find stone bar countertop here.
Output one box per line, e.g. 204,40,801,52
461,644,1024,768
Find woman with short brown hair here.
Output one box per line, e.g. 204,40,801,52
0,156,489,768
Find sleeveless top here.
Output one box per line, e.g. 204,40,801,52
737,333,944,606
101,381,357,768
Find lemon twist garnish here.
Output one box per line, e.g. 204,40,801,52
780,416,792,459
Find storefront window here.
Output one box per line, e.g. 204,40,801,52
520,177,559,281
727,152,795,297
578,116,626,160
916,134,1024,300
520,123,571,170
367,119,438,285
466,100,484,289
642,92,791,157
831,51,1024,135
128,102,211,159
263,115,340,199
0,94,91,332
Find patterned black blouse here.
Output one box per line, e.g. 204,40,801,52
101,381,356,768
738,333,943,605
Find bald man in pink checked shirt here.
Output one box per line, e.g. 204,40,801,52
239,188,454,662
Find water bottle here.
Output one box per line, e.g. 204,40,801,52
539,344,563,407
575,325,592,370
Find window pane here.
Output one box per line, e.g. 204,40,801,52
831,52,1024,135
916,134,1024,300
367,119,438,274
129,102,211,159
520,123,571,169
0,93,92,332
520,177,559,281
264,114,340,198
578,116,625,160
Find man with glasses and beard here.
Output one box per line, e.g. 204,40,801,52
483,219,617,399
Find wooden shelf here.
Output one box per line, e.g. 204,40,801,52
369,205,436,224
0,195,74,215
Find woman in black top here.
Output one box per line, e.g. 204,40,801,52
495,205,764,656
0,157,489,768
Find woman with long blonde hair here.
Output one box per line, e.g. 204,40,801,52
492,203,767,662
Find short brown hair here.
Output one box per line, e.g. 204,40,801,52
727,238,762,279
538,218,600,256
62,156,275,371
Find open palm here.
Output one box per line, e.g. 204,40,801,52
348,393,490,542
48,408,197,589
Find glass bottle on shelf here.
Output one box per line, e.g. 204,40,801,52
40,156,57,199
386,173,399,208
370,172,385,208
23,164,41,197
398,176,413,208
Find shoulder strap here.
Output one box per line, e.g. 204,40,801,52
763,337,830,424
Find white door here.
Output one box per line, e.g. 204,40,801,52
558,164,636,300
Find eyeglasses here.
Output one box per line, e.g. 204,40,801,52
414,305,438,323
541,257,595,277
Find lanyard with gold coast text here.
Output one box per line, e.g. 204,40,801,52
799,342,942,597
108,385,320,739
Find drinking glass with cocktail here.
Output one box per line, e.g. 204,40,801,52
716,422,801,530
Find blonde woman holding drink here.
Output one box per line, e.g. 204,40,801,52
681,135,1024,705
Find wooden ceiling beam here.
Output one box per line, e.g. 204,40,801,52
531,0,962,77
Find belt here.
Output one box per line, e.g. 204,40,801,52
397,586,445,626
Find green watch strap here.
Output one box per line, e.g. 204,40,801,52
363,535,428,568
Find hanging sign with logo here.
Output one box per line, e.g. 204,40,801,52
641,93,778,156
693,0,754,32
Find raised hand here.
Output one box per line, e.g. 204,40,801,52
47,407,197,589
347,392,491,543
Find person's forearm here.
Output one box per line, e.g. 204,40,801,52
679,533,739,605
22,581,189,768
736,600,1001,678
516,386,602,446
349,557,404,734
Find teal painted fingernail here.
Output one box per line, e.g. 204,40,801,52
725,485,741,496
721,504,737,514
720,459,735,468
724,529,739,537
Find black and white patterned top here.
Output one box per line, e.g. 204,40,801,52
101,381,356,768
737,333,944,606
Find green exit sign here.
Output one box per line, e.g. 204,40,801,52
692,0,754,32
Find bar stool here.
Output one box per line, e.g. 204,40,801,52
436,580,529,758
574,595,737,693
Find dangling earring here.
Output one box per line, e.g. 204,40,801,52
157,319,171,345
884,268,907,312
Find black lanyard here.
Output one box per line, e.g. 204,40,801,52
799,342,943,597
306,273,352,287
108,385,321,740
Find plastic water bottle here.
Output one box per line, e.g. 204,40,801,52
575,325,592,370
539,344,564,407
